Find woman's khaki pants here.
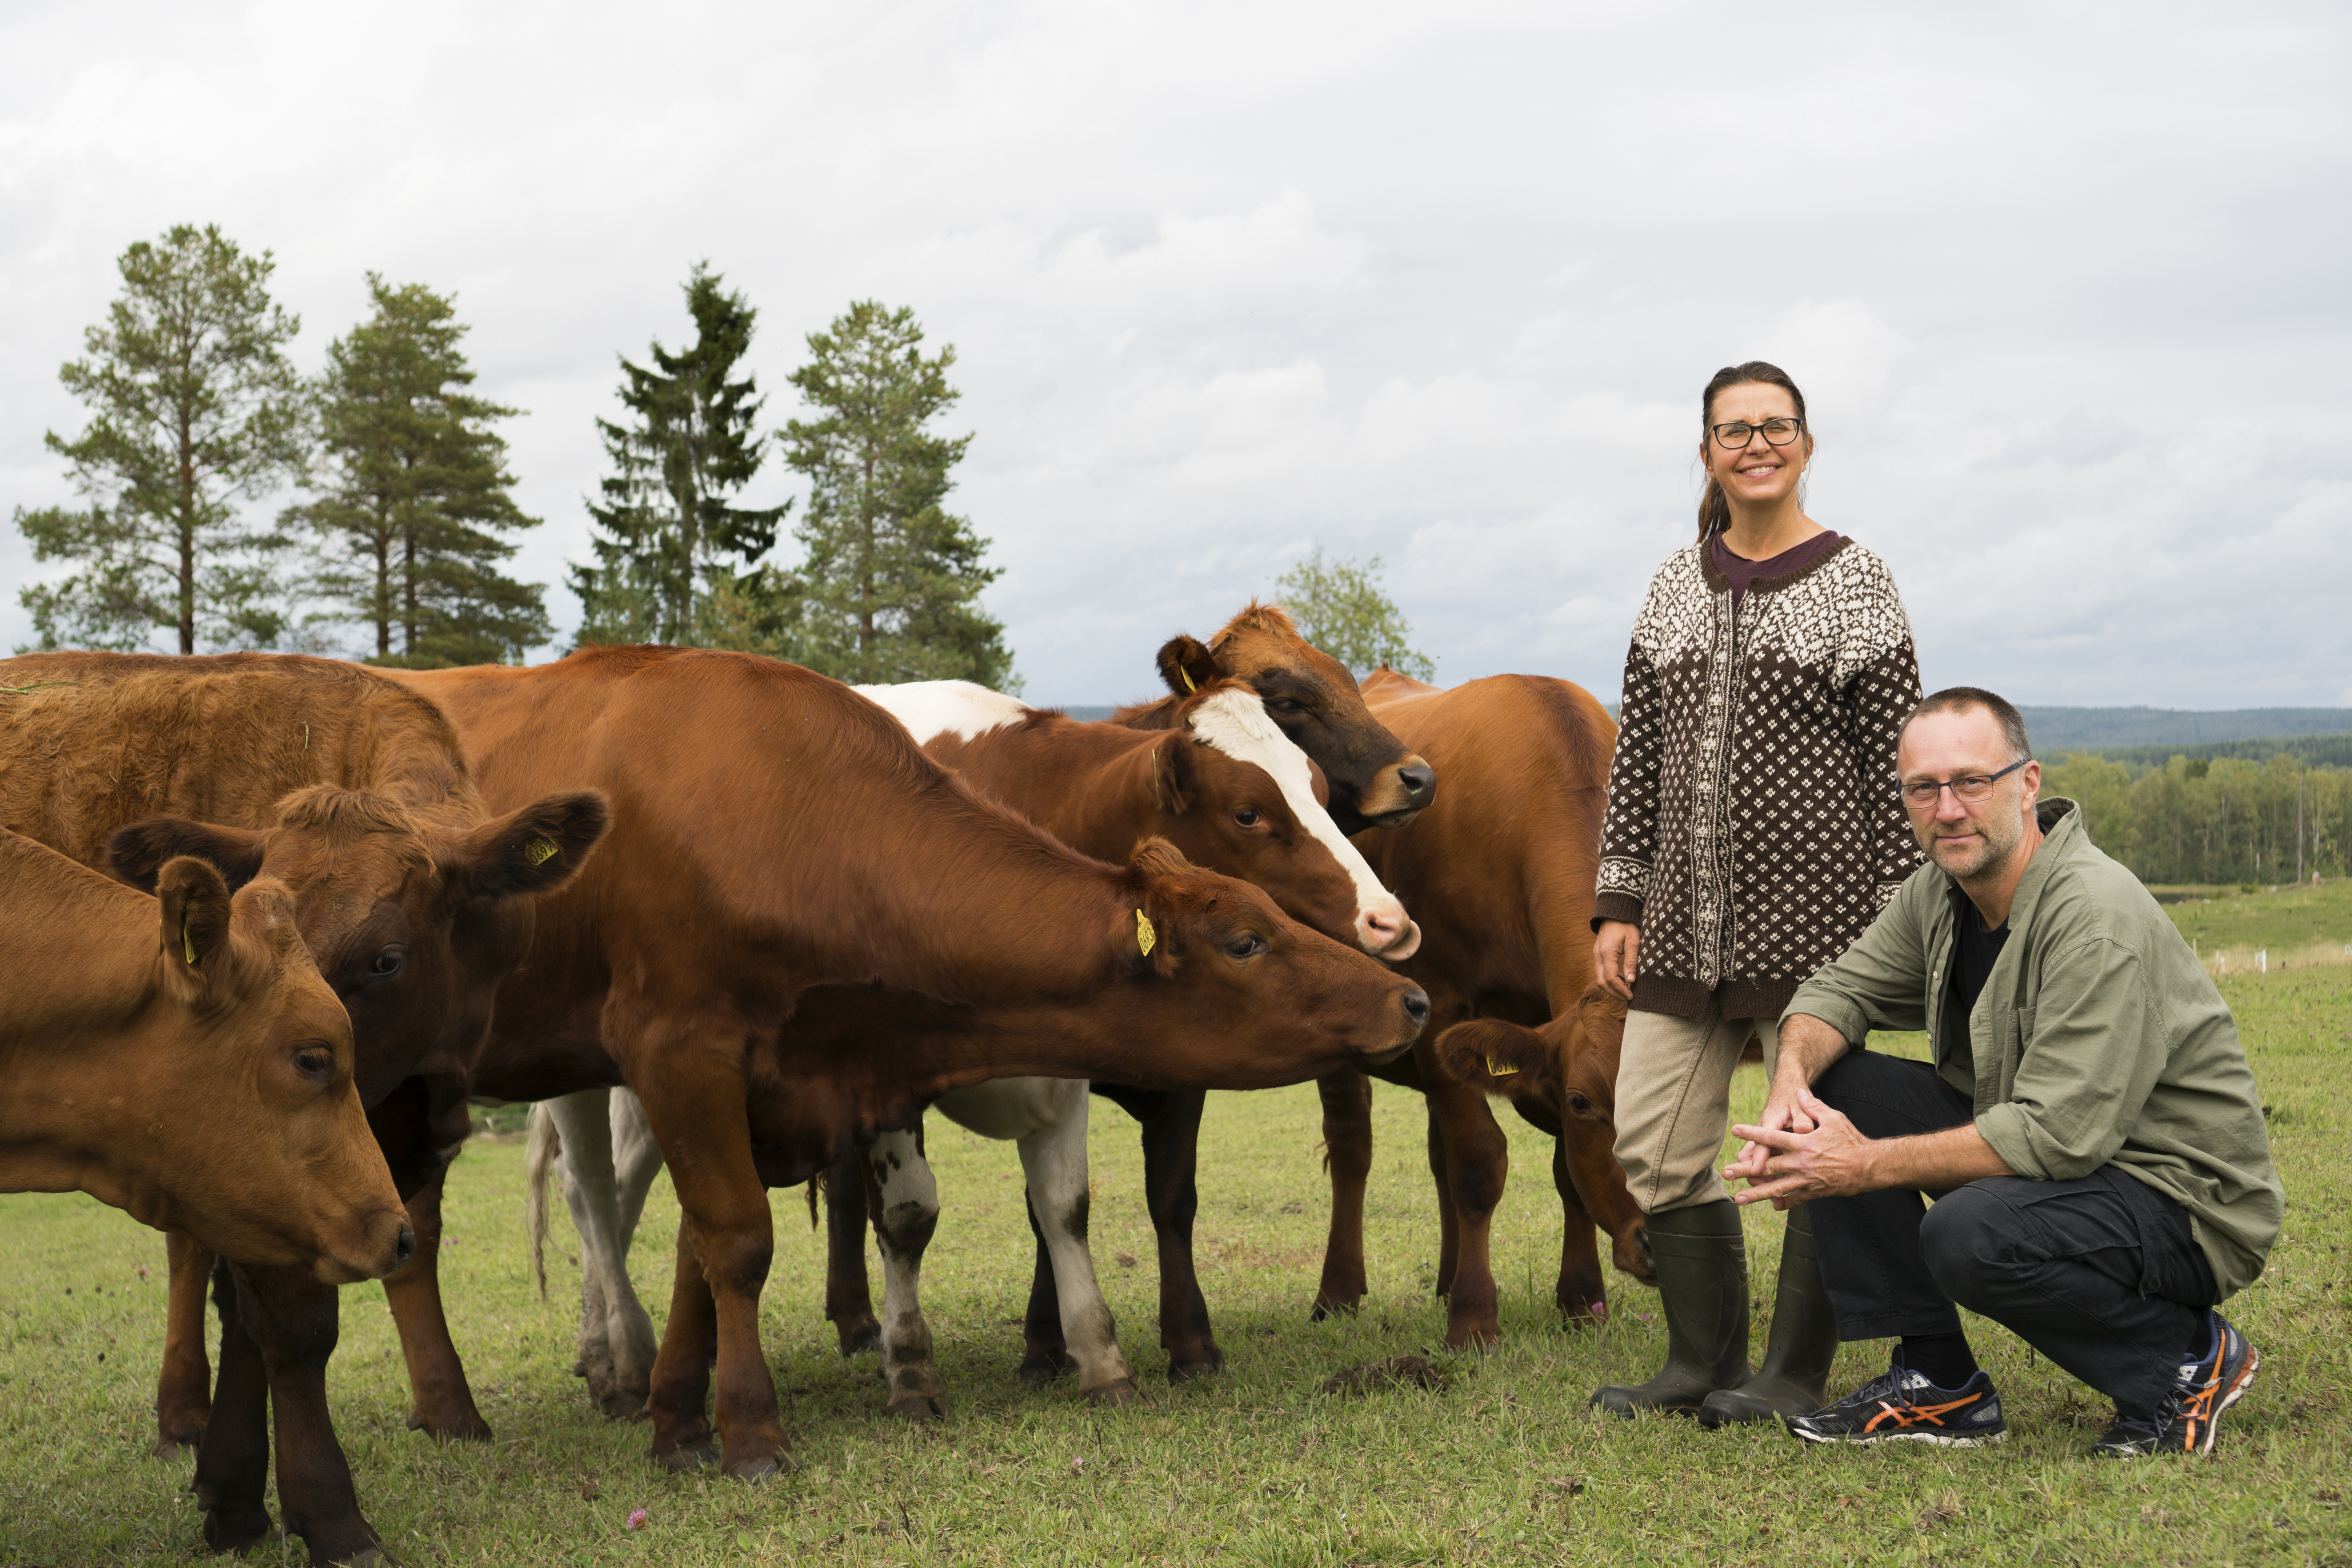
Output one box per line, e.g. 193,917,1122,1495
1612,1000,1782,1216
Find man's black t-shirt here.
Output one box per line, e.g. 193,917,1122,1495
1950,898,2010,1051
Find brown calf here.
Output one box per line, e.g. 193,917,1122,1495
0,829,409,1278
398,646,1427,1478
1312,668,1653,1345
0,653,606,1564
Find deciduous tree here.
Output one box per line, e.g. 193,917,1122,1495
294,275,548,667
1271,545,1435,681
13,224,306,653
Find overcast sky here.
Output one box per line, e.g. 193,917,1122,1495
4,0,2346,707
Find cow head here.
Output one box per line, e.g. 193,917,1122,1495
1145,601,1434,833
1109,838,1428,1083
1435,987,1653,1286
143,857,414,1283
110,787,611,1183
1146,680,1419,960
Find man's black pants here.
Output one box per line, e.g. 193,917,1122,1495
1804,1050,2216,1416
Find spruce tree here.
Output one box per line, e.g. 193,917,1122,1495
772,300,1013,688
571,264,787,645
13,223,306,653
295,275,550,667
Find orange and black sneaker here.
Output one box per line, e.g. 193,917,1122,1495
2094,1313,2260,1458
1785,1356,2007,1447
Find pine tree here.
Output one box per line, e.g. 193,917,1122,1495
571,264,787,645
771,301,1013,688
1271,545,1436,681
13,224,306,653
294,276,550,667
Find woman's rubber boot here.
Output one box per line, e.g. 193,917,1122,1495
1590,1199,1749,1417
1699,1204,1838,1427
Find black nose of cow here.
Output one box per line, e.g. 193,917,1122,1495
392,1224,416,1270
1397,761,1434,800
1402,984,1430,1032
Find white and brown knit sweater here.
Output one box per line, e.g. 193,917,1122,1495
1594,536,1922,1020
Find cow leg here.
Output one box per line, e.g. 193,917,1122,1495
383,1168,492,1440
646,1225,720,1469
191,1260,272,1553
633,1047,788,1481
226,1262,380,1566
1425,1080,1508,1348
1136,1088,1221,1379
822,1146,881,1356
603,1087,666,1412
866,1126,951,1421
1017,1190,1072,1383
153,1230,215,1456
1552,1135,1608,1327
549,1087,659,1419
1310,1069,1375,1319
1016,1083,1137,1403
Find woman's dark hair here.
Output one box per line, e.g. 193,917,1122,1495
1696,360,1809,541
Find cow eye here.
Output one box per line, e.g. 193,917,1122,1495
1266,699,1304,715
1233,806,1261,828
1224,932,1267,960
367,946,406,979
1568,1093,1594,1114
293,1046,334,1084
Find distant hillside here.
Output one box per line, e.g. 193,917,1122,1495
1062,704,1116,722
2021,706,2352,751
2083,734,2352,771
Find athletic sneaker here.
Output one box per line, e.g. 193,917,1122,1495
2094,1313,2260,1458
1785,1356,2007,1447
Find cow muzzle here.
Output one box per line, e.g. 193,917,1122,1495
1356,904,1423,962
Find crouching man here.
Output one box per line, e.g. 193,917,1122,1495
1723,687,2280,1455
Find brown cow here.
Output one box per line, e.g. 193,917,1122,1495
1312,668,1654,1344
0,828,410,1279
0,652,607,1565
394,646,1428,1478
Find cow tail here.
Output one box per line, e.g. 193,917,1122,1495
525,1103,561,1301
805,1168,823,1231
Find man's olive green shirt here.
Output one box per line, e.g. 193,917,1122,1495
1783,799,2282,1299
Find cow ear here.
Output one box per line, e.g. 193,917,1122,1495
1154,636,1220,698
109,819,269,894
1149,740,1199,816
450,791,612,902
154,855,236,996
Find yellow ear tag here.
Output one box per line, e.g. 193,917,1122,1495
1485,1054,1519,1078
1179,666,1196,693
523,836,559,866
1135,908,1157,956
182,911,198,968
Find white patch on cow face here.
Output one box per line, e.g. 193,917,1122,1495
1184,688,1418,958
856,680,1031,744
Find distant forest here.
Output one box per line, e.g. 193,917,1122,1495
2017,706,2352,751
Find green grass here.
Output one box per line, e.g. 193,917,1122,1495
5,967,2348,1565
2163,877,2352,959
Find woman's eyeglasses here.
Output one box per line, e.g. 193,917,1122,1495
1902,758,2030,809
1709,417,1804,450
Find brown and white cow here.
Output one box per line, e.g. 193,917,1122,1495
0,828,410,1279
530,673,1420,1419
394,646,1428,1479
1312,668,1654,1344
0,653,607,1566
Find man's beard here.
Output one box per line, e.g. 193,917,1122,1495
1918,800,2024,884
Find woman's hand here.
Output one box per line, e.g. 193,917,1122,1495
1595,920,1641,1001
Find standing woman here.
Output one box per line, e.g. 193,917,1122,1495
1589,361,1921,1424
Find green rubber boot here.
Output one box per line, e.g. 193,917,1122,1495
1699,1204,1838,1428
1590,1199,1749,1417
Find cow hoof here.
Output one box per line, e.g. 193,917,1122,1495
1442,1325,1502,1351
1308,1297,1361,1322
1017,1351,1074,1387
883,1392,948,1423
835,1325,882,1357
151,1436,199,1460
722,1453,786,1483
1082,1378,1140,1408
407,1413,493,1443
330,1546,395,1567
653,1442,719,1473
1167,1357,1223,1383
596,1389,650,1421
199,1510,276,1555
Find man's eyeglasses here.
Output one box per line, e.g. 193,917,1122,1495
1709,417,1804,450
1902,758,2030,809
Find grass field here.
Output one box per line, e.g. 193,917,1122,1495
4,931,2348,1562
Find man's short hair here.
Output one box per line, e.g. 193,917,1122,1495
1906,687,2032,763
